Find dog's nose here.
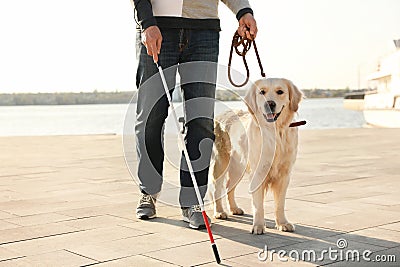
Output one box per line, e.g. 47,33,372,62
265,101,276,112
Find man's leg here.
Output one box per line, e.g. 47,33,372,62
178,29,219,227
135,29,179,218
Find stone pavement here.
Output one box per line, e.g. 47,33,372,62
0,128,399,266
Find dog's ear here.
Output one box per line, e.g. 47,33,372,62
285,79,302,112
244,83,258,116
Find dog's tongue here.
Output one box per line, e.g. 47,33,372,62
266,113,275,120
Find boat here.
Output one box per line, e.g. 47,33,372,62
343,91,367,111
346,39,400,127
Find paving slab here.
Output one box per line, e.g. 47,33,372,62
224,252,317,267
0,221,80,245
0,220,20,231
0,129,399,266
0,247,23,262
2,225,148,256
66,233,174,262
380,222,400,232
142,238,257,266
301,210,400,232
2,250,97,266
92,255,178,266
3,212,74,227
331,228,400,248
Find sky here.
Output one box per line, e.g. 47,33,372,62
0,0,399,93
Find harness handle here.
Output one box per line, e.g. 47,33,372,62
228,31,265,87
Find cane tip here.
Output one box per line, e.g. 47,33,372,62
212,243,221,264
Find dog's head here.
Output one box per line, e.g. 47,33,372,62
244,78,302,126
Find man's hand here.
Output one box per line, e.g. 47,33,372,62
141,26,162,63
238,13,257,40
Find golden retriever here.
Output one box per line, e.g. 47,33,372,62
211,78,302,234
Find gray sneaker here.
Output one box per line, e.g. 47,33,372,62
136,194,156,220
182,205,211,229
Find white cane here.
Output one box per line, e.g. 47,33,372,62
156,63,221,264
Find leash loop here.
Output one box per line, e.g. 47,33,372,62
228,31,265,87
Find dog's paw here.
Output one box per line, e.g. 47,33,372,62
251,224,265,235
214,211,229,220
276,222,295,232
230,207,244,215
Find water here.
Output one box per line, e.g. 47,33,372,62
0,98,365,136
296,98,366,129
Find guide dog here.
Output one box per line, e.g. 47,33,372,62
212,78,302,234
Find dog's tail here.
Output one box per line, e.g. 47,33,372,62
214,121,231,155
212,120,231,180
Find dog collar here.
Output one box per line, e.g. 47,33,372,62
289,120,307,127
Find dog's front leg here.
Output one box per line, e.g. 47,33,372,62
251,184,265,234
271,177,295,232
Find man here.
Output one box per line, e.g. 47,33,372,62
133,0,257,229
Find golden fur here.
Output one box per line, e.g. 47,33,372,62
211,78,303,234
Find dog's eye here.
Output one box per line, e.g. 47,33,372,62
259,90,266,95
276,90,284,95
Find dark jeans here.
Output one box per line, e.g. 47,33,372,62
135,28,219,207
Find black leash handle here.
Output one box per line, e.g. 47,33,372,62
228,31,265,87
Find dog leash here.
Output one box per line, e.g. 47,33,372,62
228,31,306,128
228,30,265,88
